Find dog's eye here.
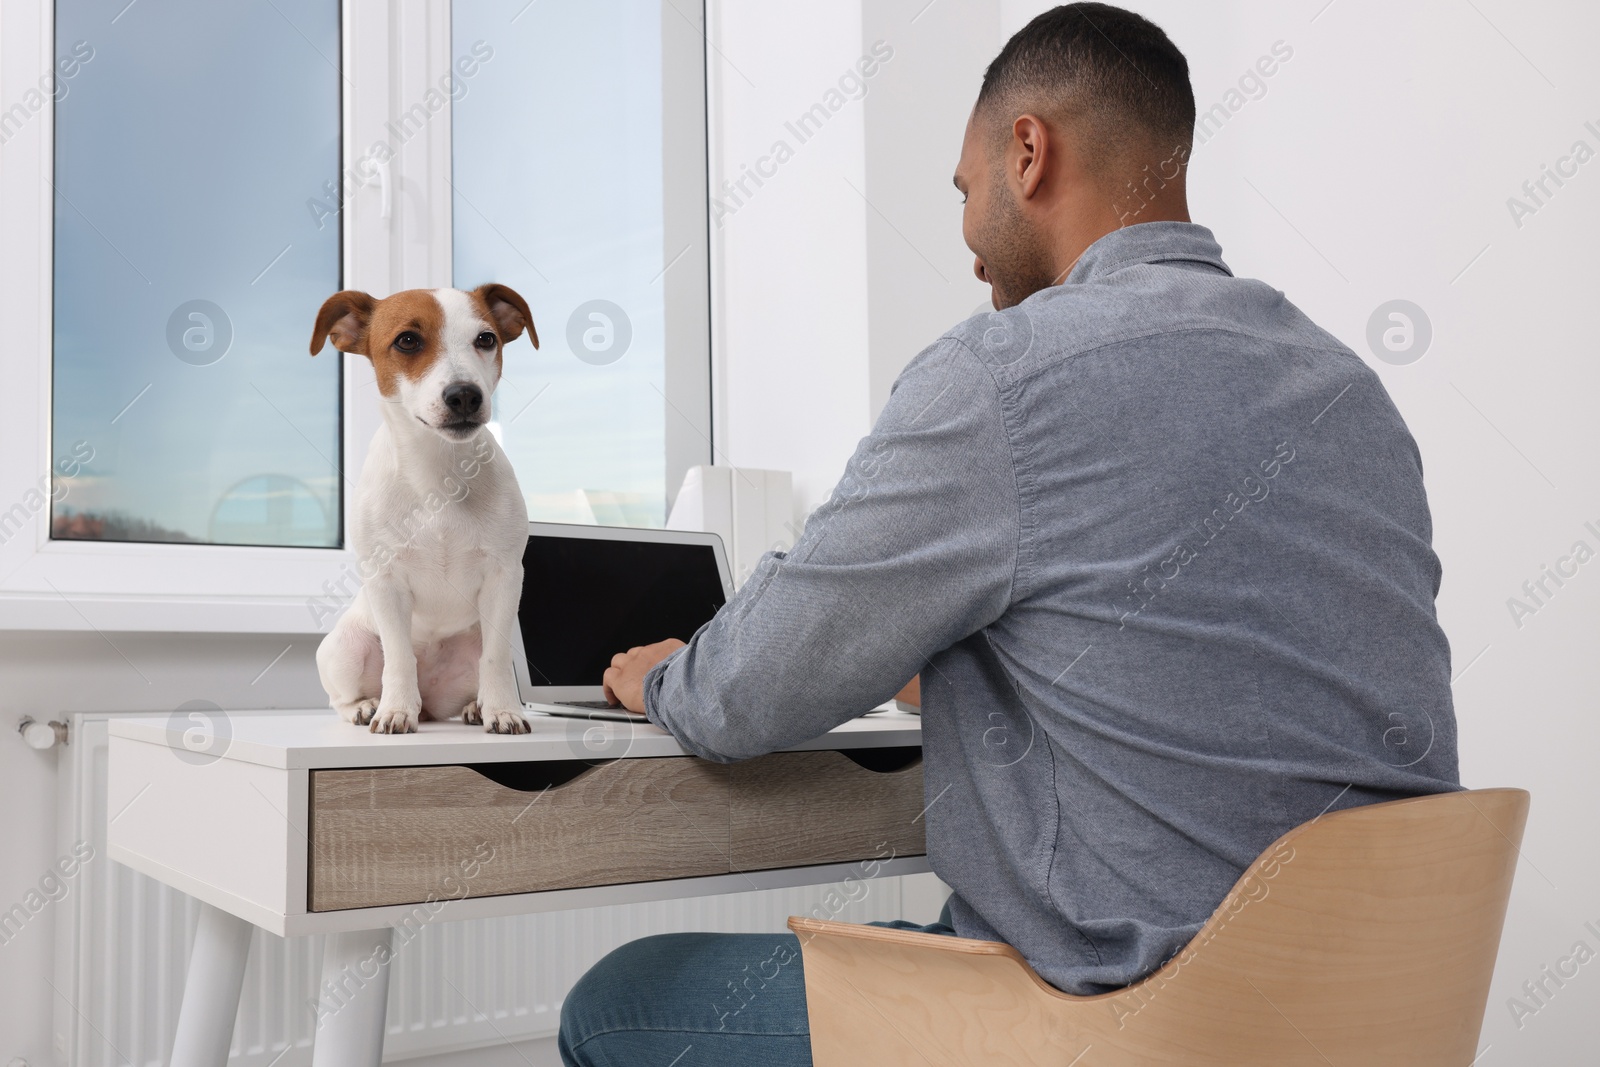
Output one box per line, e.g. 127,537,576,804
474,331,497,350
393,332,423,353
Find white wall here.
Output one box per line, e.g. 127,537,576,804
707,0,875,517
861,0,1002,418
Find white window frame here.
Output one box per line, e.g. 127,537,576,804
0,0,710,634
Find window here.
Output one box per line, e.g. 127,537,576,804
0,0,710,631
51,0,343,548
453,0,709,528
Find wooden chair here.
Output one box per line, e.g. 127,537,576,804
789,787,1528,1066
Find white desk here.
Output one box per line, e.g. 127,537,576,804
107,709,927,1066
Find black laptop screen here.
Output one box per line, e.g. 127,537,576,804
517,534,727,687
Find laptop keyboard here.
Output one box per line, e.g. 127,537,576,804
554,699,633,711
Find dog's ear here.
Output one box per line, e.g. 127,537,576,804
474,284,538,349
310,291,376,356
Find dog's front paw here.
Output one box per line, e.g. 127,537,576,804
461,699,483,726
335,698,379,726
370,704,419,734
483,707,530,735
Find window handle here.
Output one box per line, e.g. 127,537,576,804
374,156,392,221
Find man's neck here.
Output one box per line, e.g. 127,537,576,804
1046,182,1191,286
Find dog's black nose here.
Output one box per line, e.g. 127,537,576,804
443,382,483,416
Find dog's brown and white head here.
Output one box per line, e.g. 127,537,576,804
310,285,537,441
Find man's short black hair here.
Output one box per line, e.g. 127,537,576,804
977,4,1195,161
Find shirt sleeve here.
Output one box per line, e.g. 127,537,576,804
642,337,1020,761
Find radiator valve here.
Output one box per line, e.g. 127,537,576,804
18,716,68,749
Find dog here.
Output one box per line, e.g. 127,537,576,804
309,285,536,734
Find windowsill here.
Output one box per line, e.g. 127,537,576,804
0,591,338,634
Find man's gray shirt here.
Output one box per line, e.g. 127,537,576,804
643,221,1461,996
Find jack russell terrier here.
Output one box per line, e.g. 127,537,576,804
309,285,536,734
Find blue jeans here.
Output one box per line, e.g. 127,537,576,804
558,905,956,1066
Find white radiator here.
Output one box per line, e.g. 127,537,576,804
52,713,907,1066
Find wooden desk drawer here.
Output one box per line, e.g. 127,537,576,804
309,757,730,911
730,748,926,872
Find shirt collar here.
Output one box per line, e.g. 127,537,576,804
1063,221,1233,285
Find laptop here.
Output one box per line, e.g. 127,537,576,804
513,521,735,722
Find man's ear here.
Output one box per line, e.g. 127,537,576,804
1011,114,1050,200
310,291,376,356
474,283,539,349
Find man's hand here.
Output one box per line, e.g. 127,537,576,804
602,638,687,714
893,674,921,708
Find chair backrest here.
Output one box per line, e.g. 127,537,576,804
791,787,1529,1067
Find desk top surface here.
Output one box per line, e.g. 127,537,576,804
107,708,923,770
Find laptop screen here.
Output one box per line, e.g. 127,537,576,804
517,533,728,688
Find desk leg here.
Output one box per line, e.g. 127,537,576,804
311,927,394,1067
169,903,253,1067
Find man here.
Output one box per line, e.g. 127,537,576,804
560,4,1460,1064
